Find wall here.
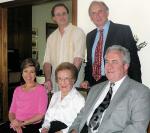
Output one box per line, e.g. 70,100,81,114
77,0,150,87
32,0,72,69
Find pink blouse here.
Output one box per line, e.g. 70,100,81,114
9,84,48,121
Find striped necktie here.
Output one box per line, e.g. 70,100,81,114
89,83,115,131
92,30,104,81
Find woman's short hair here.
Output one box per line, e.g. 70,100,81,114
55,62,78,82
51,3,69,17
21,58,40,74
105,45,131,65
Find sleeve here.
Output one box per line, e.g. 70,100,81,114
72,94,85,117
73,28,86,59
68,86,98,133
9,87,19,113
43,36,51,64
41,93,57,129
122,87,150,133
123,26,141,82
68,104,86,133
38,86,48,114
84,31,95,84
67,94,85,133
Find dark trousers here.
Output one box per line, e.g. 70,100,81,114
48,121,67,133
0,121,41,133
80,123,88,133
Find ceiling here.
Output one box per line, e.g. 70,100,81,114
0,0,62,7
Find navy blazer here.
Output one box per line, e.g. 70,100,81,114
85,21,141,86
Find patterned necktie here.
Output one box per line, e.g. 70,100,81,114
89,83,115,131
92,30,104,81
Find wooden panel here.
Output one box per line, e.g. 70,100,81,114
0,7,8,121
8,5,32,62
0,0,69,7
72,0,77,25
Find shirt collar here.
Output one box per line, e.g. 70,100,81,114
97,20,110,32
60,85,76,99
109,75,127,95
64,23,72,32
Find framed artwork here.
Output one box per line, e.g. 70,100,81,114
32,28,38,48
32,49,38,60
32,37,37,48
46,23,58,39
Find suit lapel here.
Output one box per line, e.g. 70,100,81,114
101,76,130,124
80,82,108,129
87,82,108,109
104,21,117,54
88,29,97,62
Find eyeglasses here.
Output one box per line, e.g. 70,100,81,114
90,9,106,17
54,12,68,17
57,77,72,83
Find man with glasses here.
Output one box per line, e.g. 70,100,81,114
43,3,86,92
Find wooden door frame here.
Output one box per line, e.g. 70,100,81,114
0,7,8,121
0,0,77,121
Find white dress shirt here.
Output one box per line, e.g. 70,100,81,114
41,86,85,133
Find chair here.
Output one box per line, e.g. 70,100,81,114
76,87,88,98
148,121,150,133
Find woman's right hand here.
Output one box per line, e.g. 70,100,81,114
10,119,22,133
41,127,49,133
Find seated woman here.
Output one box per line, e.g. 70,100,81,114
0,58,48,133
41,62,85,133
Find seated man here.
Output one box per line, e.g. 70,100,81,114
69,45,150,133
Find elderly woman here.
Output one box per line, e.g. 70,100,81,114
41,62,85,133
0,58,48,133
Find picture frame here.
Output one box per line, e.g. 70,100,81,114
32,28,38,48
46,23,58,39
32,28,38,37
32,37,37,48
32,49,38,60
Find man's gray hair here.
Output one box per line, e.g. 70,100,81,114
88,1,109,16
105,45,131,65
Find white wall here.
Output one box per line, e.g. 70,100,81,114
78,0,150,87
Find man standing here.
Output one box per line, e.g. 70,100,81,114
81,1,141,89
69,45,150,133
43,3,86,92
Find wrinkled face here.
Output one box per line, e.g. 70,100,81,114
105,50,129,82
53,6,68,27
57,69,75,94
89,3,109,29
22,66,36,84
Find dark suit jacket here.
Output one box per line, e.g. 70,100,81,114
85,21,141,86
69,76,150,133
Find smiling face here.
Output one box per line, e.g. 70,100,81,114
57,69,75,95
22,66,36,84
105,50,129,82
53,6,69,27
89,2,109,29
